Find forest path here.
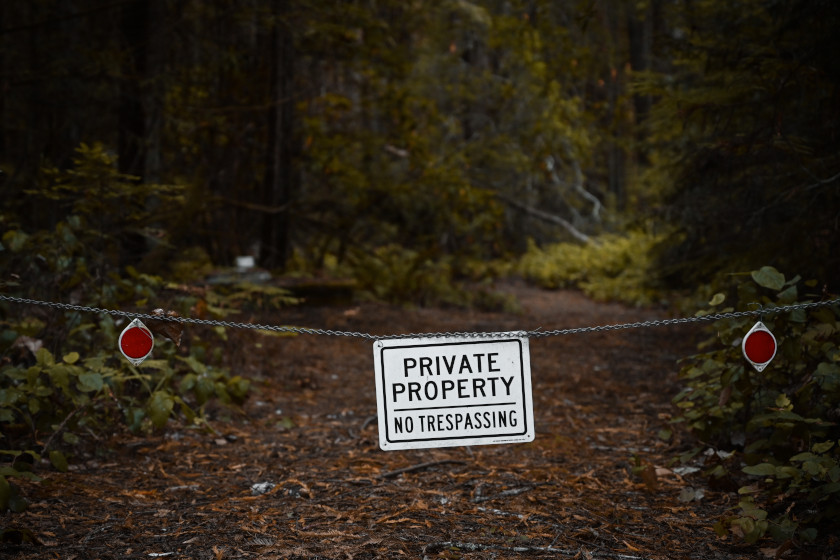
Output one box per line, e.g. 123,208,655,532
7,283,758,559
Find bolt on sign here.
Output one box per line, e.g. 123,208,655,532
373,334,534,450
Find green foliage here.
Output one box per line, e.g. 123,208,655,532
347,245,516,311
639,0,840,289
0,144,299,522
674,267,840,543
518,230,666,305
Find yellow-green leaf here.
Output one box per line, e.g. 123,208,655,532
147,391,174,428
62,351,80,364
751,266,785,291
743,463,777,476
812,440,835,454
49,450,68,472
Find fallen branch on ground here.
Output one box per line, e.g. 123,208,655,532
379,460,465,479
422,540,648,559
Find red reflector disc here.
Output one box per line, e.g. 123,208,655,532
744,330,776,364
742,321,777,372
119,319,154,364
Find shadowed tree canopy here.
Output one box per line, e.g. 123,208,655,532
0,0,836,289
639,0,840,288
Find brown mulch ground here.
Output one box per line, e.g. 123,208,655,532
3,282,834,559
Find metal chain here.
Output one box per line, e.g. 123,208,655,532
1,294,838,341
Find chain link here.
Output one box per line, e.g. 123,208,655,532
1,294,838,341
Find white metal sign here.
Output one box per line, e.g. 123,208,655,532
373,334,534,451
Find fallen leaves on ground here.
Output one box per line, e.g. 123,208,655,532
4,284,829,559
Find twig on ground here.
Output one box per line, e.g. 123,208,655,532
473,485,534,503
422,540,648,559
476,506,527,520
360,415,377,432
379,459,465,479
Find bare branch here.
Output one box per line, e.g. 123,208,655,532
379,460,465,479
555,140,603,222
423,540,648,559
498,193,591,243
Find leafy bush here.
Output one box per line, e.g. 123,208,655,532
673,267,840,543
343,244,516,311
0,143,293,520
518,230,667,305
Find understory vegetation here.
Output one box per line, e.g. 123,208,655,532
2,0,839,551
673,267,840,544
0,146,296,519
518,230,667,306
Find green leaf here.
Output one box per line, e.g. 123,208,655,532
751,266,785,291
812,440,835,454
179,355,206,375
27,397,40,415
802,461,824,476
709,292,726,306
226,376,250,401
743,463,777,476
146,391,174,428
34,347,55,367
733,516,756,536
179,373,197,392
173,396,196,424
195,375,214,405
62,351,80,364
125,407,145,433
815,362,840,392
77,372,103,392
713,521,728,538
62,431,80,445
776,466,799,479
790,308,807,323
48,364,71,391
0,387,22,406
776,285,798,304
1,230,29,252
49,450,68,472
0,467,40,481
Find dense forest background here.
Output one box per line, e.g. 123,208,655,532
3,1,840,549
2,0,838,300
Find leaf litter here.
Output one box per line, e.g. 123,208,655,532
3,283,813,559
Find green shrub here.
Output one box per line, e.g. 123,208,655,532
346,244,516,311
674,266,840,543
518,230,667,305
0,143,292,521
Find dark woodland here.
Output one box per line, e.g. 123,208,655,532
1,1,839,558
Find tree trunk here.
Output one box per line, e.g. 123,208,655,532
118,0,152,265
260,0,296,270
118,0,149,178
627,4,652,128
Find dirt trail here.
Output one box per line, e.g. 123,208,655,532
6,283,761,559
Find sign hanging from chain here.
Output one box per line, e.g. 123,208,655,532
742,321,777,372
373,334,534,451
118,318,154,365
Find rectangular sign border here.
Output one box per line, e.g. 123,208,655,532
374,335,534,450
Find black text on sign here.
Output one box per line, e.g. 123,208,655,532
373,335,534,450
